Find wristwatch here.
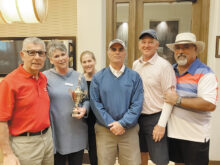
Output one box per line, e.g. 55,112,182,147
176,96,182,106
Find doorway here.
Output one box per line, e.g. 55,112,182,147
106,0,210,67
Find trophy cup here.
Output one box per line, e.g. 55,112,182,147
69,74,87,117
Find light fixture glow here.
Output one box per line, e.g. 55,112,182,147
34,0,48,23
157,21,168,31
0,0,21,23
17,0,38,23
0,0,48,24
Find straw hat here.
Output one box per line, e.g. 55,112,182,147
166,32,205,53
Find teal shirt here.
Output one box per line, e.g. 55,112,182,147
90,67,143,129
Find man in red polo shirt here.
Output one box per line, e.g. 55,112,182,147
0,37,53,165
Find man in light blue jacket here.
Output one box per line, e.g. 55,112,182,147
90,39,144,165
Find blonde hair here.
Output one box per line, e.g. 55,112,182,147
80,50,96,63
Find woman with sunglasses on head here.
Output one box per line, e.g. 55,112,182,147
80,50,97,165
43,41,89,165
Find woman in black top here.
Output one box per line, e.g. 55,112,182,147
80,50,97,165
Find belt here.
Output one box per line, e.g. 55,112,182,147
18,127,49,136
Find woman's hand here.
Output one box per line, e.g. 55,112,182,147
72,107,87,119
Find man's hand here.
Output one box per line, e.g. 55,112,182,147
164,88,178,105
0,122,20,165
3,153,20,165
152,124,165,142
108,121,125,136
72,107,86,119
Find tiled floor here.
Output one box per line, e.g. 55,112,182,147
83,159,175,165
82,151,175,165
114,160,174,165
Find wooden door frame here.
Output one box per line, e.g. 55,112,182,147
106,0,137,67
106,0,210,67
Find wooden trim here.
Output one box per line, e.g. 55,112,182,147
113,1,117,39
143,0,175,2
135,0,143,60
192,0,210,64
127,0,136,67
209,161,220,165
200,0,210,64
0,36,75,40
216,36,220,58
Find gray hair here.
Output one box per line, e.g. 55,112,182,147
47,40,67,58
22,37,46,51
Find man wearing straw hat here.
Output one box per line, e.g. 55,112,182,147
165,32,218,165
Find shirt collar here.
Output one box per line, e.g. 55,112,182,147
18,64,42,79
174,58,202,76
50,68,73,77
187,58,202,75
138,52,158,65
109,64,125,78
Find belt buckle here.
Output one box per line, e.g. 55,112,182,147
27,132,30,136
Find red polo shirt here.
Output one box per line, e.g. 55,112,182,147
0,65,50,136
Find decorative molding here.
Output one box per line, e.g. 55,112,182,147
215,36,220,58
209,161,220,165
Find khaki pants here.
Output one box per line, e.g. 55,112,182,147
10,127,54,165
95,123,141,165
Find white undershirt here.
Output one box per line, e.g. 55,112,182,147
109,64,125,78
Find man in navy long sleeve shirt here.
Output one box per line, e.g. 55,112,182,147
90,39,144,165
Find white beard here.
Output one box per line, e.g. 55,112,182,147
177,58,187,66
176,54,187,66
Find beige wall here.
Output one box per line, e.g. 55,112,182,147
208,0,220,161
0,0,77,37
77,0,106,72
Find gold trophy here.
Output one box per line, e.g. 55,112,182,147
69,74,87,117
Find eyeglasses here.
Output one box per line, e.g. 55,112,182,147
23,50,46,57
